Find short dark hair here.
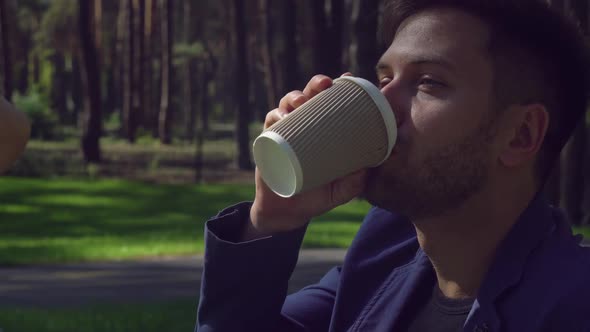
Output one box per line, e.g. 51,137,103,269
381,0,590,183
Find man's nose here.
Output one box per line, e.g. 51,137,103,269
380,80,408,128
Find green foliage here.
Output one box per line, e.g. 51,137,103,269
38,57,55,94
13,136,238,180
35,0,78,54
0,300,197,332
103,112,122,136
173,42,205,66
86,163,100,180
148,155,161,172
135,128,159,145
573,226,590,239
12,89,59,140
17,0,51,33
10,148,85,178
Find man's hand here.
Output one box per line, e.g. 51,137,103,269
244,74,367,240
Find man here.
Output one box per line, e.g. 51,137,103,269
0,97,29,173
196,0,590,331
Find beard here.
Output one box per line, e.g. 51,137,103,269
361,119,496,220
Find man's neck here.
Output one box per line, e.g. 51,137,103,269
413,181,536,300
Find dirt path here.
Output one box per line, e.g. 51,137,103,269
0,249,346,308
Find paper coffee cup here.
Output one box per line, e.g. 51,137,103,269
253,76,397,198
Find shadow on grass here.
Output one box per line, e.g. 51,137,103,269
0,177,371,264
0,300,198,332
0,178,255,264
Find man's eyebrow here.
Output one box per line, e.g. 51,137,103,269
375,55,456,74
411,56,456,70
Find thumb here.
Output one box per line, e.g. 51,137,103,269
330,169,367,207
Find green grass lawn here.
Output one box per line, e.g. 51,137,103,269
0,177,370,265
573,225,590,239
0,176,587,265
0,300,197,332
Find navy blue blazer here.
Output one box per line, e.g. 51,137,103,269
196,195,590,331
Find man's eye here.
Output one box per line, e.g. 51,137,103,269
418,78,445,88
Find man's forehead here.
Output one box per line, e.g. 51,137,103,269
385,8,491,68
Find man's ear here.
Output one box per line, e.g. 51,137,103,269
498,103,549,168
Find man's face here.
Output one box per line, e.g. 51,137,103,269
363,8,498,219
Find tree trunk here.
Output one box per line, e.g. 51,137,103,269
221,5,235,123
150,0,161,138
94,0,106,112
310,0,329,75
283,0,299,92
104,63,117,116
104,21,118,117
232,0,253,170
94,0,103,50
15,7,29,95
132,0,144,135
0,0,13,100
143,0,153,131
328,0,344,75
183,0,195,141
309,0,344,78
201,47,215,133
194,61,209,184
50,51,68,120
351,0,380,82
78,0,102,163
31,11,41,85
258,0,277,113
114,0,126,131
341,0,353,70
16,44,28,94
158,0,173,144
123,0,138,142
71,57,83,123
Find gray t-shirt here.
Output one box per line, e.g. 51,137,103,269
406,284,474,332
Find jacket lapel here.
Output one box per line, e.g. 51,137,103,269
464,194,556,332
349,249,435,332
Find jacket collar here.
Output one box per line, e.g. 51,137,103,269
465,193,556,331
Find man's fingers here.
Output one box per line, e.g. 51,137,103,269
302,75,333,98
330,169,368,207
279,90,307,113
341,72,353,77
269,74,336,130
276,75,335,116
264,109,284,129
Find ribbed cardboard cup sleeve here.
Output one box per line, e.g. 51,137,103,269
253,76,397,198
